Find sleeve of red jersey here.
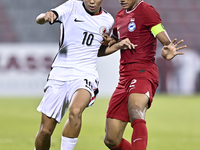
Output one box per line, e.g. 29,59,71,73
143,5,162,30
111,25,118,39
111,22,118,39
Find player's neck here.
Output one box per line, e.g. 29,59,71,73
129,0,141,11
126,0,142,12
82,2,102,16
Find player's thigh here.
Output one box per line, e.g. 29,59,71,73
69,89,91,113
105,118,127,143
128,93,149,121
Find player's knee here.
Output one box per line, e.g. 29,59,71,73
68,107,82,121
129,107,145,122
39,128,53,138
104,137,114,148
104,136,119,148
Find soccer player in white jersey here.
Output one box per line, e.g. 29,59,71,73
34,0,136,150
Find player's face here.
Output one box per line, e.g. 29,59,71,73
119,0,140,11
84,0,103,15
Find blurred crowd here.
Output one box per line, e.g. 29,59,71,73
0,0,200,95
156,49,200,94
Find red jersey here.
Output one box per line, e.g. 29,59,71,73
107,1,162,120
112,1,162,81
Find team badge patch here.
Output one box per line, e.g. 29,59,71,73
99,26,107,35
128,22,136,32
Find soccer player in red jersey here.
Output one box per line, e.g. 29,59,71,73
103,0,187,150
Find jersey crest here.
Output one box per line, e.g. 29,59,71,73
99,26,107,35
128,22,136,32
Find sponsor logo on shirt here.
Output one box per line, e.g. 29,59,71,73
74,18,84,22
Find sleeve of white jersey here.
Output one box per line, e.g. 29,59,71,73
107,13,115,35
51,0,74,23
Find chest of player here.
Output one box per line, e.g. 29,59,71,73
62,13,109,46
116,13,150,40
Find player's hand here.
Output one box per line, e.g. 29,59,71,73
118,38,137,50
101,34,117,47
44,11,57,24
161,38,187,60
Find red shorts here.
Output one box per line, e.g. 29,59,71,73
106,77,158,122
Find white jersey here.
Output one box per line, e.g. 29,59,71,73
48,0,114,81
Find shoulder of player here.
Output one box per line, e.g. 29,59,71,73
102,8,114,20
140,1,158,13
68,0,83,7
135,1,159,19
71,0,82,3
102,8,112,16
64,0,81,4
73,0,83,6
116,9,124,17
61,0,81,9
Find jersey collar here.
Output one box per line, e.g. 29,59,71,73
82,2,102,16
126,0,143,13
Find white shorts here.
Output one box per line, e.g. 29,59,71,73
37,77,99,123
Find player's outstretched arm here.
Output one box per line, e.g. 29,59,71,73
100,34,118,47
156,31,187,60
36,11,57,25
98,38,137,57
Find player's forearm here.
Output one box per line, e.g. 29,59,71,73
157,31,171,59
98,43,120,57
36,13,47,25
156,31,171,46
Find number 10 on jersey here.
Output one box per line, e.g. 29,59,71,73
82,32,94,46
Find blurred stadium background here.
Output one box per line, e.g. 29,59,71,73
0,0,200,150
0,0,200,97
